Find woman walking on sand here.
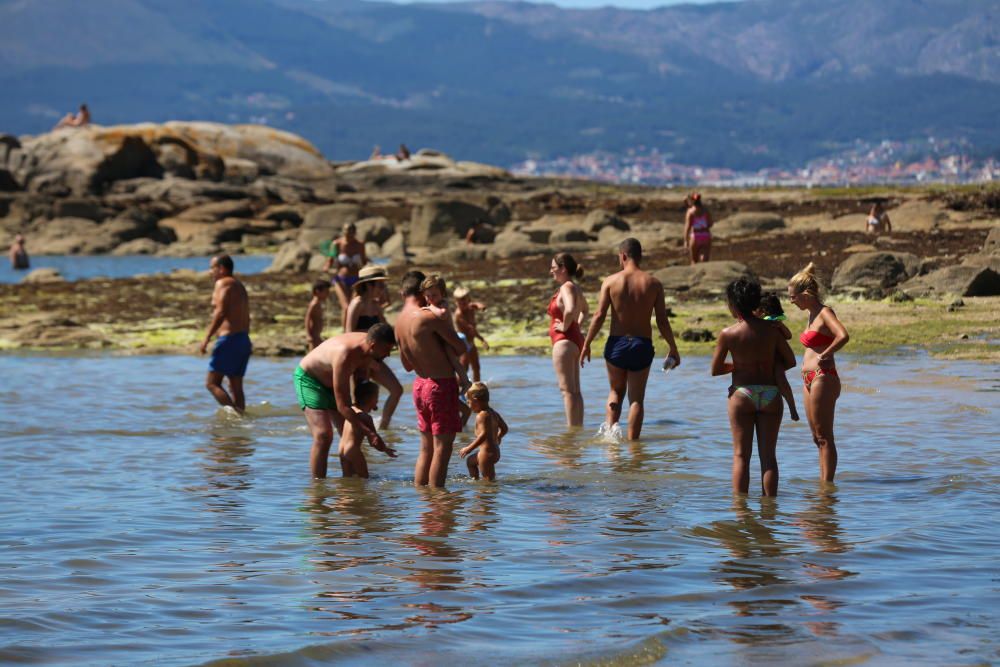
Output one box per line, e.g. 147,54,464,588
684,193,713,264
711,277,796,496
547,253,588,427
788,263,850,483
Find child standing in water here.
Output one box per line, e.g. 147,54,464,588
305,279,331,351
459,382,509,481
339,381,397,478
452,287,489,382
757,293,800,422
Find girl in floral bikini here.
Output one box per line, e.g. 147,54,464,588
788,263,850,483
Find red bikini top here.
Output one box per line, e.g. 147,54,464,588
800,329,834,350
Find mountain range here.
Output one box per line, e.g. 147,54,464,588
1,0,998,170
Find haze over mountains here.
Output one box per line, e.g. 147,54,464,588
1,0,998,170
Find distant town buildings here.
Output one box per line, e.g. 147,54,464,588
511,138,999,186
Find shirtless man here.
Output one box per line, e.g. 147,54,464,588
8,234,29,270
395,271,470,487
294,324,396,478
581,238,680,440
199,255,251,413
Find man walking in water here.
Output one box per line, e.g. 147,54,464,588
200,254,251,413
581,238,680,440
395,270,470,487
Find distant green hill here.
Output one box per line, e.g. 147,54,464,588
2,0,998,169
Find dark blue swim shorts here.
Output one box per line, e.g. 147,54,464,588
604,335,654,372
209,331,252,377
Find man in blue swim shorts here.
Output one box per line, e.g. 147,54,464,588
581,238,681,440
200,254,252,414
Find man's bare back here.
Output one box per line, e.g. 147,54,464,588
213,276,250,337
201,255,252,413
604,268,662,338
396,307,464,380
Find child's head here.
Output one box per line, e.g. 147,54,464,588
758,292,784,319
353,381,379,412
312,279,331,298
453,286,470,308
466,381,490,410
421,274,446,306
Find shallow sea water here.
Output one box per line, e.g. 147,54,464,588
0,353,997,666
0,255,273,283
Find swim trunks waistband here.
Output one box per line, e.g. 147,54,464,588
412,376,461,435
209,331,252,377
604,335,655,372
294,365,337,411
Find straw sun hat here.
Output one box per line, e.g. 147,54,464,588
355,265,388,285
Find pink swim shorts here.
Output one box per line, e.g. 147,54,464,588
412,376,461,435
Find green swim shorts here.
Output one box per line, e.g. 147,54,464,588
294,365,336,411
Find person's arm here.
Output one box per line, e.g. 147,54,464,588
705,210,714,229
775,321,792,340
683,210,693,248
359,243,368,267
710,331,733,376
495,409,509,442
883,213,892,233
652,282,680,365
333,355,387,451
465,228,476,244
433,315,467,356
361,413,396,458
580,280,611,367
776,331,796,371
556,282,579,333
199,282,228,354
817,308,849,365
344,298,360,334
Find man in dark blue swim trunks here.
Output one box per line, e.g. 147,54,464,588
200,255,252,414
581,238,680,440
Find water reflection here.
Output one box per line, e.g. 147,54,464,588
400,489,465,590
304,480,391,575
796,487,854,637
467,484,500,533
531,430,586,469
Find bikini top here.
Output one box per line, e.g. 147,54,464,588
691,214,710,232
337,253,363,268
800,329,834,350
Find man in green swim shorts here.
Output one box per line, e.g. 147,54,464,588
295,323,397,478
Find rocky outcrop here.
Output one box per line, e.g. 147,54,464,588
713,212,785,237
22,268,64,283
354,217,395,245
901,266,1000,297
654,261,755,296
831,251,920,293
267,241,316,272
409,200,488,247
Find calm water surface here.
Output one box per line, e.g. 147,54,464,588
0,255,273,283
0,353,997,666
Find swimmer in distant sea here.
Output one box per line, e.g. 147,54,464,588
338,381,397,478
199,254,251,414
8,234,29,270
580,238,680,441
459,382,508,481
54,104,90,130
305,279,330,351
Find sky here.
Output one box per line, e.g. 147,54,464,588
389,0,733,8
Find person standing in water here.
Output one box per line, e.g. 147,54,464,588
200,254,251,414
788,262,850,483
8,234,29,269
547,252,588,427
580,238,680,441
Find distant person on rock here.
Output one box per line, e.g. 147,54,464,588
684,192,713,264
580,238,680,441
8,234,29,270
866,202,892,235
54,104,90,130
395,143,411,162
465,219,490,245
200,255,252,414
369,145,383,160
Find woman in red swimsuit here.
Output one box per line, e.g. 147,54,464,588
788,262,850,482
548,253,589,427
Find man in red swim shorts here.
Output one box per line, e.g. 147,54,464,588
395,270,470,487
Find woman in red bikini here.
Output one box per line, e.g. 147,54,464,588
788,263,850,483
548,253,589,427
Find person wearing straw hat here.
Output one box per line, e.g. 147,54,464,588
346,265,403,429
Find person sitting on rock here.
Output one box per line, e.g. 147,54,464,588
54,104,91,130
395,143,411,162
866,202,892,235
8,234,29,270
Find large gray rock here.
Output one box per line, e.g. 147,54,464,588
53,197,108,221
984,226,1000,253
585,209,630,234
485,230,548,259
410,200,488,247
267,241,315,272
654,261,755,295
28,217,108,254
174,199,255,221
381,232,408,261
549,227,593,244
355,217,395,245
902,266,1000,297
299,203,363,248
0,169,20,192
713,212,785,237
831,251,921,293
112,238,164,255
22,268,64,283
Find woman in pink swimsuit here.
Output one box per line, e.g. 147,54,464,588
788,262,850,483
684,193,713,264
548,253,588,427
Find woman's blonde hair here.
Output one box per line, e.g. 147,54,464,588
789,262,821,298
467,381,489,403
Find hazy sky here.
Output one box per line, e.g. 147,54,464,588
390,0,733,8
